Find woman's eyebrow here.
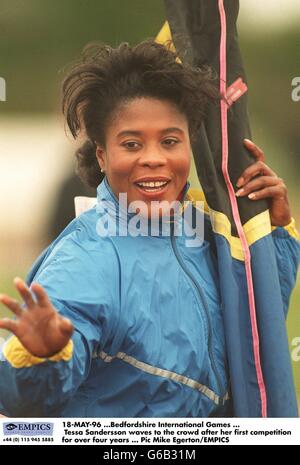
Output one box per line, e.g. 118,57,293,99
116,127,184,138
117,130,142,138
160,127,184,135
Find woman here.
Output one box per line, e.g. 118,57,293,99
0,40,298,417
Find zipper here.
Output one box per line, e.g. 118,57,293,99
170,222,224,400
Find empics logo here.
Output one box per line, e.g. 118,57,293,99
5,423,18,431
0,77,6,101
3,422,54,436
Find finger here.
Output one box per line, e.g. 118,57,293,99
243,139,265,162
0,294,23,317
30,282,51,307
247,185,287,201
236,161,276,187
236,175,280,197
0,318,18,334
14,277,35,309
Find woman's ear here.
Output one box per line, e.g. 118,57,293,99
96,145,106,173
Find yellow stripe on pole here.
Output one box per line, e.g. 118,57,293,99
155,21,181,63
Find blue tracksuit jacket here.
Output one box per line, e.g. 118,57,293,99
0,178,298,417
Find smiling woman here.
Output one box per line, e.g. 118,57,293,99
62,40,217,192
62,40,217,223
0,39,298,418
95,97,191,218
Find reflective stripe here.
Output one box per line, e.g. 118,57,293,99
94,350,229,406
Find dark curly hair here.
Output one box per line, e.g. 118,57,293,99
62,39,218,188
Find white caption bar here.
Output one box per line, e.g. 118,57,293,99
0,418,299,446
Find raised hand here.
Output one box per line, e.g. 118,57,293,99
0,278,73,358
236,139,292,227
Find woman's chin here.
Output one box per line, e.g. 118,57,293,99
133,199,182,221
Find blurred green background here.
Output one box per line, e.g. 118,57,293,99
0,0,299,409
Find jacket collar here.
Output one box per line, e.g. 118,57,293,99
96,177,191,237
97,176,190,209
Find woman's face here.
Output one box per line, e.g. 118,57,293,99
96,97,191,215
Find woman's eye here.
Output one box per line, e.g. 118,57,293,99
162,138,180,146
122,141,140,150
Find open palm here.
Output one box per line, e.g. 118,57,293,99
0,278,73,358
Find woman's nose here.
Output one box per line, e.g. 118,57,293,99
137,149,167,167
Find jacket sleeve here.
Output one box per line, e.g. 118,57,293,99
0,230,117,417
271,218,300,318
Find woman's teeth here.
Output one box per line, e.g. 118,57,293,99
136,181,169,191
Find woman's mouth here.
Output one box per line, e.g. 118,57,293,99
135,180,169,192
134,179,171,198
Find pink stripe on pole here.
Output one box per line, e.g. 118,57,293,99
217,0,267,417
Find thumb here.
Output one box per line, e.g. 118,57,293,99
243,138,265,162
59,317,74,337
